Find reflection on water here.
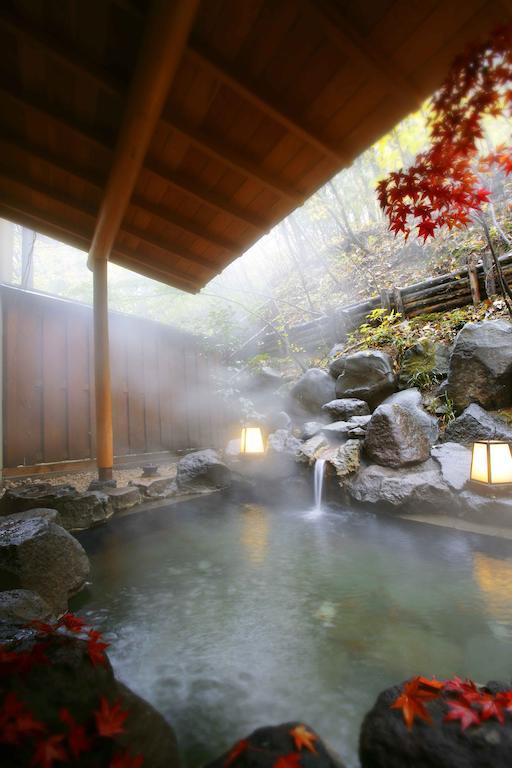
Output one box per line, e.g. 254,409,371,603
473,552,512,630
240,505,269,565
77,498,512,768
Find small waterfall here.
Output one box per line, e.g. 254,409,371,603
313,458,327,512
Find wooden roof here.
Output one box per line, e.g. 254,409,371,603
0,0,509,294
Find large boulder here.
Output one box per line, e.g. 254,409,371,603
431,442,472,491
176,449,231,492
447,319,512,412
0,589,54,625
0,483,113,531
320,421,352,439
267,429,302,458
444,403,512,444
324,440,362,483
331,351,396,409
0,515,89,613
364,389,437,468
0,628,180,768
322,398,370,420
129,476,177,499
106,486,142,512
290,368,336,413
360,679,512,768
205,722,346,768
301,421,326,440
347,459,453,511
297,434,330,464
398,339,451,389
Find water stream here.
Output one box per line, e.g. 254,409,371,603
313,458,326,513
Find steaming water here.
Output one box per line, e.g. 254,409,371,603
313,459,326,514
77,496,512,767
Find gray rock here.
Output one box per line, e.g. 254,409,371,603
320,421,352,439
88,478,117,492
0,589,54,625
364,391,437,468
0,516,90,614
129,476,177,499
0,631,180,768
267,429,302,458
447,319,512,412
347,415,372,427
290,368,336,413
322,398,370,420
360,678,512,768
106,486,142,512
264,410,291,431
332,350,396,409
431,442,472,491
205,721,346,768
399,338,451,389
347,427,366,439
444,403,512,444
459,491,512,526
301,421,326,439
225,438,241,457
1,508,60,525
347,459,453,510
176,449,232,491
325,440,362,483
0,483,113,531
297,434,330,464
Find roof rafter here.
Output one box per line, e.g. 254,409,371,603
0,131,236,257
310,0,422,107
162,112,304,204
88,0,200,266
186,42,348,164
0,86,267,233
0,168,212,284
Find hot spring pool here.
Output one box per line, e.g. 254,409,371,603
76,494,512,767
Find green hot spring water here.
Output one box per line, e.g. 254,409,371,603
76,495,512,767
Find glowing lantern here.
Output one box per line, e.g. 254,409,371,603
470,440,512,490
240,426,265,456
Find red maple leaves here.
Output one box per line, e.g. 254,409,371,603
377,23,512,242
95,697,129,738
391,675,512,732
223,724,320,768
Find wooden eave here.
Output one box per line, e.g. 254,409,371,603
0,0,509,293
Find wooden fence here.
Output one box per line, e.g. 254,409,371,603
249,253,512,357
2,285,232,470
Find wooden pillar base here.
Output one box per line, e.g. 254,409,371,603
98,466,113,481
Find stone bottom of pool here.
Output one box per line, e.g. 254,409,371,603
70,492,512,768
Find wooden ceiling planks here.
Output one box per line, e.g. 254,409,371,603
0,0,510,293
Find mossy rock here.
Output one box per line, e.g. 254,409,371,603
398,339,450,390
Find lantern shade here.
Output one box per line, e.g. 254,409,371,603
470,440,512,486
240,426,265,455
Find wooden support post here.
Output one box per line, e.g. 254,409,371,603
93,258,113,480
468,255,481,306
393,287,405,315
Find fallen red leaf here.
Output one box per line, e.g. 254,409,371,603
290,724,318,754
224,738,249,767
444,700,481,730
31,733,68,768
87,635,110,667
391,678,439,730
0,692,45,745
94,697,128,737
59,614,88,634
273,753,302,768
59,708,92,757
109,752,144,768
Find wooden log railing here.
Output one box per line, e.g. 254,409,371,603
244,252,512,358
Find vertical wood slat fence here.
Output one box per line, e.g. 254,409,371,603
2,285,232,469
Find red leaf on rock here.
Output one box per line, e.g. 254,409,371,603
87,632,110,667
479,694,505,724
444,700,481,730
224,738,249,767
110,752,144,768
0,692,45,745
59,614,87,634
59,708,92,757
94,697,128,737
31,734,68,767
391,677,440,730
29,620,56,635
290,724,318,754
444,677,479,701
273,753,302,768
